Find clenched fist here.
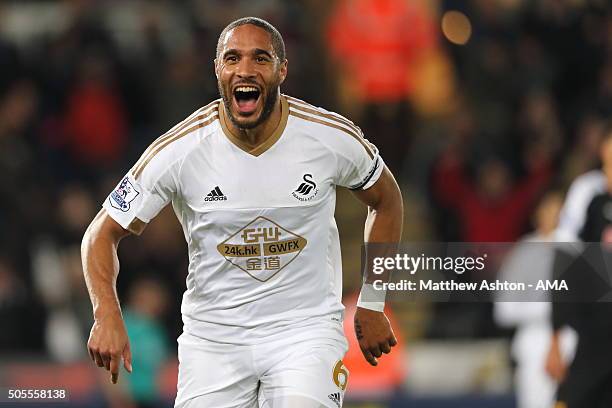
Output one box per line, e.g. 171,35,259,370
354,307,397,366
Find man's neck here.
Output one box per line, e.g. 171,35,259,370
225,95,282,147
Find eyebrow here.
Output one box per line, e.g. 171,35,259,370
253,48,274,59
222,48,274,59
222,49,240,58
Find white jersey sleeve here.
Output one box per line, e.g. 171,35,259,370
102,148,177,234
102,103,219,233
284,95,384,191
334,133,383,190
555,170,606,242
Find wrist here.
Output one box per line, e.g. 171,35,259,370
356,306,384,315
356,283,386,312
93,300,122,321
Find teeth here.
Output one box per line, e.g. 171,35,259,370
235,86,258,93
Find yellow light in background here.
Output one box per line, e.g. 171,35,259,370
441,11,472,45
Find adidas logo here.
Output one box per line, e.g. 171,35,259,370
328,392,341,408
204,186,227,202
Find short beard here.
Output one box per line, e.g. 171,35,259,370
218,81,279,130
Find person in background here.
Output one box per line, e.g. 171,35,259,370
432,147,552,242
123,277,170,408
494,191,577,408
326,0,436,173
548,127,612,408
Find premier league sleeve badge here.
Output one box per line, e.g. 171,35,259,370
109,176,140,212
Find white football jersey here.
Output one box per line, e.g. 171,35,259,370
103,95,384,345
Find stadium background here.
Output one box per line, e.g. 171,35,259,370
0,0,610,407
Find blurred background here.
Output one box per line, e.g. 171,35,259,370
0,0,610,407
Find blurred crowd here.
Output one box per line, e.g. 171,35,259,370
0,0,611,405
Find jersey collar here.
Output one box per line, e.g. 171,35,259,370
219,95,289,157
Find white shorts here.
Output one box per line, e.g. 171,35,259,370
175,328,349,408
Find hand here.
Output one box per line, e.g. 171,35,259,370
354,307,397,366
545,333,566,382
87,311,133,384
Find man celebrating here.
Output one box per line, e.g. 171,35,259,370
82,17,402,408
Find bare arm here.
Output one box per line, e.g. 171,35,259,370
353,167,403,243
545,329,567,382
82,209,133,384
351,166,403,366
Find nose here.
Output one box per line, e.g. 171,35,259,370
236,57,257,79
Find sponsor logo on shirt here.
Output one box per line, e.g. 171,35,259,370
328,392,341,408
217,216,307,282
204,186,227,202
109,176,139,212
292,173,319,201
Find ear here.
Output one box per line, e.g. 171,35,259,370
214,58,219,79
279,59,288,85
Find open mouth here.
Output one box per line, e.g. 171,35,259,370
233,86,261,115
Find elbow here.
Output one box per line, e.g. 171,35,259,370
369,181,404,238
81,215,100,262
373,180,403,219
81,220,94,280
391,183,404,216
81,209,116,259
81,227,89,257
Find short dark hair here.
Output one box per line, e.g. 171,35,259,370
216,17,286,62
